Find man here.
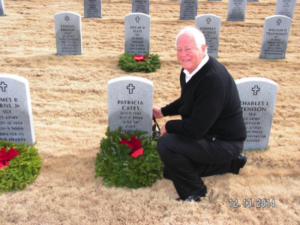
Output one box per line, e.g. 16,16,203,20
153,27,247,202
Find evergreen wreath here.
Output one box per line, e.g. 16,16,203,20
118,52,161,73
94,127,164,189
0,140,42,194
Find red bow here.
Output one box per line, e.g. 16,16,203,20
0,147,19,169
133,55,149,63
120,136,144,158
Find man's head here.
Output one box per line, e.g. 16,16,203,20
175,27,207,73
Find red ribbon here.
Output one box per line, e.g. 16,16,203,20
133,55,149,63
0,147,19,169
120,136,144,158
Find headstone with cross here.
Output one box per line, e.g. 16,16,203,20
107,76,153,137
195,14,221,58
54,11,82,55
0,0,5,16
84,0,102,18
0,74,35,145
275,0,297,19
236,77,278,150
260,15,292,59
124,13,150,55
180,0,198,20
132,0,149,15
227,0,247,21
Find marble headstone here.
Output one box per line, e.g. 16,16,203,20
180,0,198,20
125,13,150,55
0,0,5,16
260,15,291,59
54,12,82,55
84,0,102,18
227,0,247,21
195,14,221,58
132,0,149,15
236,77,278,150
275,0,297,19
107,76,153,137
0,74,35,145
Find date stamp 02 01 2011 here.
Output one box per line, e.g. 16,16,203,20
229,198,276,208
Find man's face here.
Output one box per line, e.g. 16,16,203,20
176,33,205,73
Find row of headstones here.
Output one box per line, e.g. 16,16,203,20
0,0,297,20
0,73,278,151
178,0,297,20
55,11,292,59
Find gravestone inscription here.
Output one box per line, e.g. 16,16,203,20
107,76,153,137
275,0,296,19
54,11,82,55
195,14,221,58
180,0,198,20
227,0,247,21
247,0,258,2
132,0,149,15
260,15,291,59
236,77,278,150
0,74,35,145
125,13,150,55
84,0,102,18
0,0,5,16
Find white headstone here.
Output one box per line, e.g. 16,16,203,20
195,14,221,58
84,0,102,18
132,0,150,15
0,0,5,16
125,13,150,55
275,0,297,19
227,0,247,21
260,15,292,59
54,12,82,55
0,74,35,145
236,77,278,150
180,0,198,20
107,76,153,137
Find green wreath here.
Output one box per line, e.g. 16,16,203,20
118,52,161,73
94,127,163,189
0,140,42,194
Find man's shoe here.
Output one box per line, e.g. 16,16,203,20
176,195,202,202
176,187,207,202
229,154,248,175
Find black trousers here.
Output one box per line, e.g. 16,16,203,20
157,134,243,199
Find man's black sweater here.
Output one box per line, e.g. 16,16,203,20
161,57,247,141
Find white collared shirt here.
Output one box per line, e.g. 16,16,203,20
183,54,209,83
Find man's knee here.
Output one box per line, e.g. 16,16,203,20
157,134,173,157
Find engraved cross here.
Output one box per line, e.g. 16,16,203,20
127,84,135,94
252,85,260,95
0,81,7,92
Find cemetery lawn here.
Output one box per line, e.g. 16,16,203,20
1,0,300,224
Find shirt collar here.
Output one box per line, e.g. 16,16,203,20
183,54,209,83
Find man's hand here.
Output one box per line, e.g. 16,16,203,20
153,106,164,119
160,123,168,136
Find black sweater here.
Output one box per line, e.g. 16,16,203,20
161,57,247,141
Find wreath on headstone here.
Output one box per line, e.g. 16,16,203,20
118,52,161,73
0,140,42,194
94,127,163,189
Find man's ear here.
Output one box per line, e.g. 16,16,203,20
201,44,207,55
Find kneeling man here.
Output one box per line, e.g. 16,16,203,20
153,27,247,202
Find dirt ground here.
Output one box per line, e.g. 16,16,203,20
0,0,300,224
